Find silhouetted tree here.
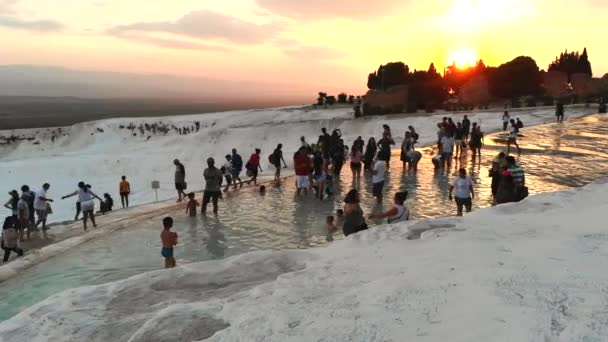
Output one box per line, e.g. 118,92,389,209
489,56,542,98
337,93,348,103
326,96,336,105
548,48,593,81
348,95,355,104
317,92,327,106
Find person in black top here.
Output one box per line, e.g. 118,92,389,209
462,115,471,141
331,139,345,175
270,144,287,181
317,128,331,172
364,137,377,171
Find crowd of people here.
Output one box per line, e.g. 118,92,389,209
4,110,537,266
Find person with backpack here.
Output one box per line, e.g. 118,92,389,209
246,149,263,186
231,149,244,189
269,144,287,181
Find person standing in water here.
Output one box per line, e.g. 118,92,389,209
222,155,233,193
440,133,455,169
449,168,475,217
400,131,414,170
507,119,521,155
454,122,464,158
185,192,198,217
556,102,565,123
350,143,363,183
246,149,263,186
294,146,312,195
342,189,368,237
312,150,326,200
469,123,484,160
202,158,223,215
62,182,102,231
368,191,410,223
270,144,287,182
462,115,471,141
231,149,244,189
119,176,130,208
372,154,386,204
173,159,187,202
160,216,178,269
364,137,377,171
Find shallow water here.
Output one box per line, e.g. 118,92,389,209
1,114,608,321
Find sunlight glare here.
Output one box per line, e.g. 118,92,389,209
448,48,477,68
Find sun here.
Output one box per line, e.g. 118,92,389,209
448,48,477,69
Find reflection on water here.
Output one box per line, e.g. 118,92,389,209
1,114,608,321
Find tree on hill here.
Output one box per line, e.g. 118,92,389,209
317,92,327,106
489,56,542,98
548,48,593,81
337,93,348,104
325,95,336,105
348,95,355,104
367,62,410,90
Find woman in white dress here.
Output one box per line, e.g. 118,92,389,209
62,182,102,231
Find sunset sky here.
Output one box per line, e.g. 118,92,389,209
1,0,606,95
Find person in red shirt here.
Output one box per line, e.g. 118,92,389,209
293,146,312,195
246,148,263,185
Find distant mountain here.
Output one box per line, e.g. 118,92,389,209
0,65,322,102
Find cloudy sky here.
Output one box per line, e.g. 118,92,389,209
1,0,606,95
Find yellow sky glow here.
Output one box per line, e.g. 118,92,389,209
0,0,606,96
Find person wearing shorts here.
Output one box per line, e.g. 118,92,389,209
202,158,224,215
440,135,455,169
372,157,386,203
294,147,312,195
160,216,177,268
449,168,475,216
33,183,53,231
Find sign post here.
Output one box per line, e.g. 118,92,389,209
151,181,160,202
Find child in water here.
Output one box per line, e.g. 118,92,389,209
160,216,178,269
185,192,198,217
336,209,344,227
326,215,338,242
259,185,266,195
